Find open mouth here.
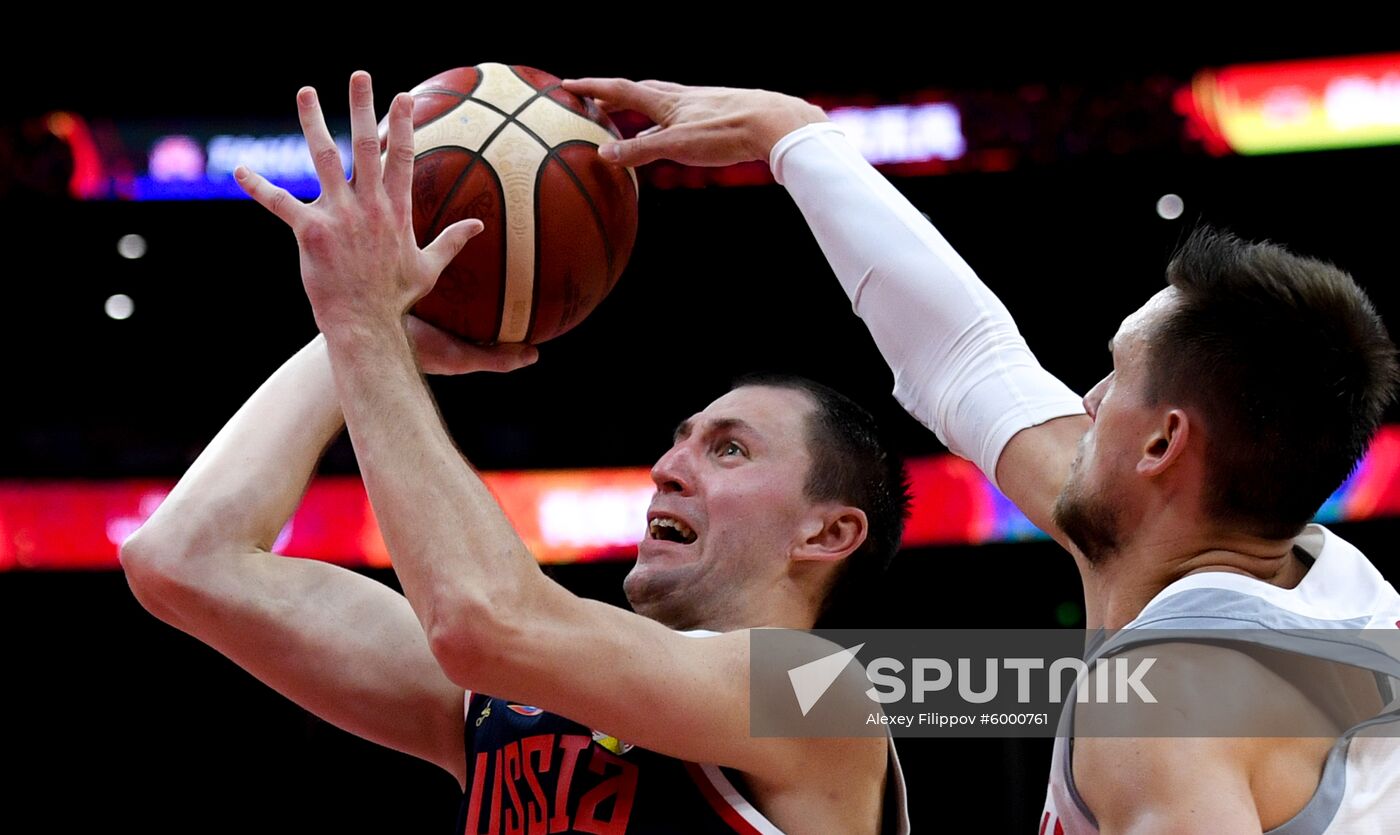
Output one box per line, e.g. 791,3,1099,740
647,515,697,545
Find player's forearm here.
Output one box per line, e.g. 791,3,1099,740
770,124,1083,485
321,320,539,645
124,335,344,561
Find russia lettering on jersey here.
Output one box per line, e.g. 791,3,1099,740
455,691,798,835
461,731,638,835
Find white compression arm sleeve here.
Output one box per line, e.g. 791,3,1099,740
770,122,1084,489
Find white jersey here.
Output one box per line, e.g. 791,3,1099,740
761,120,1400,835
1042,524,1400,834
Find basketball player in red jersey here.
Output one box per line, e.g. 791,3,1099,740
120,71,911,834
561,76,1400,833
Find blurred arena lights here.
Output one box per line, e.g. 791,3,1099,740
60,52,1400,201
104,294,135,320
1182,52,1400,155
44,110,105,199
7,425,1400,570
1155,193,1184,220
826,103,966,165
116,233,147,259
122,131,354,200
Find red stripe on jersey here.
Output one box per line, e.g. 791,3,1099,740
683,761,765,835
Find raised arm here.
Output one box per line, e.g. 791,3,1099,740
120,321,533,787
229,72,884,812
562,77,1090,549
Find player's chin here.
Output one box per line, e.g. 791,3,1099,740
624,555,685,602
629,544,700,600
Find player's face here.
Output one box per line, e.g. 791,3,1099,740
626,386,820,628
1054,288,1178,562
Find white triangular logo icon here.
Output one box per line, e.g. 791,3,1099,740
788,643,865,716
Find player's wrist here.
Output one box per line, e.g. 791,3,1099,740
318,308,409,356
750,95,828,161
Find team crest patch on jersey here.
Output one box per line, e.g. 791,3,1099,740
591,729,633,755
506,704,544,716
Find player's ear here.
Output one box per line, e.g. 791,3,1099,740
793,505,867,563
1139,408,1189,477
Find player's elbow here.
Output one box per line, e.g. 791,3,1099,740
427,622,484,688
424,583,530,689
118,527,189,622
119,522,228,628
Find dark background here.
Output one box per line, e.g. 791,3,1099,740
4,34,1399,833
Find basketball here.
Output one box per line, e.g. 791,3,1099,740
403,63,639,345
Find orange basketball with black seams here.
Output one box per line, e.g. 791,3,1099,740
403,63,639,345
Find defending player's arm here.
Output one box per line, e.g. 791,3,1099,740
237,72,883,796
120,326,532,788
562,78,1089,549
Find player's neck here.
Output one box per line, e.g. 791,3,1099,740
1079,522,1304,630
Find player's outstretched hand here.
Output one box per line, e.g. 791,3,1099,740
560,77,827,168
233,70,481,336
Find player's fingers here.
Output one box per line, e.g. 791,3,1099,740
297,87,349,199
383,93,416,214
348,71,384,189
560,78,672,119
406,315,539,375
234,165,307,228
470,343,541,373
639,79,691,94
559,81,623,115
599,123,712,167
422,218,485,277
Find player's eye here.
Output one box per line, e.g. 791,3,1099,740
717,440,746,458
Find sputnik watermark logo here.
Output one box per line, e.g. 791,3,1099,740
756,627,1400,738
779,638,1157,722
864,655,1157,706
788,643,865,716
751,627,1400,739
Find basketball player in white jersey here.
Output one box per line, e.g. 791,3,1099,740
564,76,1400,833
120,71,914,834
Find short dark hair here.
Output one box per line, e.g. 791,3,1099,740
731,373,912,624
1147,226,1399,538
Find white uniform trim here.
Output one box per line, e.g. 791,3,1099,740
695,763,787,835
1138,525,1400,627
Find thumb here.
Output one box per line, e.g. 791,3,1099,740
422,218,485,276
599,133,667,167
599,123,726,168
476,343,541,374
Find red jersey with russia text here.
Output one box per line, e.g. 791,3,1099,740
456,690,909,834
457,690,775,834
